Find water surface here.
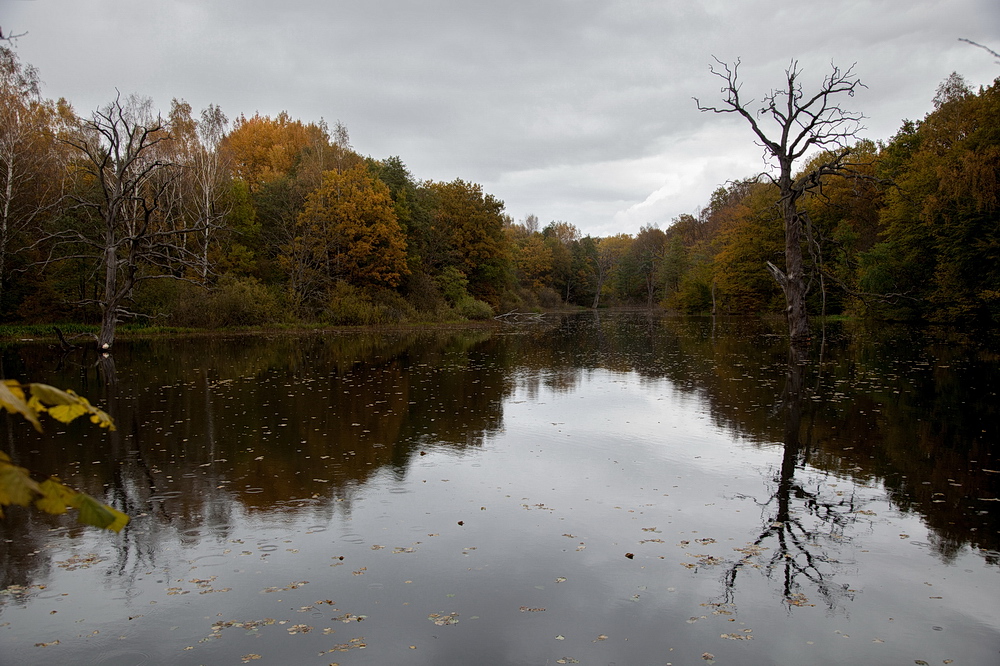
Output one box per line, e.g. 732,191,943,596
0,314,997,665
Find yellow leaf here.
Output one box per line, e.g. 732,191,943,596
88,408,115,430
0,460,41,506
27,383,80,407
2,380,26,402
0,381,41,432
69,494,130,532
47,403,89,424
35,478,77,515
27,384,115,431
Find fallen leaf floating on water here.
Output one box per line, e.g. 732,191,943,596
241,655,261,663
701,653,715,662
428,612,459,626
262,581,309,593
320,637,367,653
721,629,753,640
519,607,546,612
555,659,580,664
333,613,366,623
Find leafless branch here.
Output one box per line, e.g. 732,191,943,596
959,38,1000,63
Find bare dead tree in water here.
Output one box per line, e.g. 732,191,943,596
53,94,206,350
695,59,865,345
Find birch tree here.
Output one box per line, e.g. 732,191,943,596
0,46,66,312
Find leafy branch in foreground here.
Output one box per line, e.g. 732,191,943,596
0,381,128,532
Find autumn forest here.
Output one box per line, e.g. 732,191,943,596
1,45,998,344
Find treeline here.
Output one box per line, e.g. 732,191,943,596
1,44,998,338
657,71,1000,323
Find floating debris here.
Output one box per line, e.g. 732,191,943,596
428,612,460,626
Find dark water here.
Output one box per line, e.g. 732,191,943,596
0,313,997,665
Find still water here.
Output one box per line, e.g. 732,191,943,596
0,313,997,665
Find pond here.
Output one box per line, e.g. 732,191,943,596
0,312,997,665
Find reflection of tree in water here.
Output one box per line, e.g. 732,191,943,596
0,329,517,591
716,348,859,612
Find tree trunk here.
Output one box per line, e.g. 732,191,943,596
783,207,810,345
592,275,604,309
98,237,118,350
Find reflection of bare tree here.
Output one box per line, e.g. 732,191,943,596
717,347,857,611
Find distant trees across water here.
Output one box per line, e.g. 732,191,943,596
1,44,998,337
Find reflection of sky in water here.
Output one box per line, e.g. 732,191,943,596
0,323,998,665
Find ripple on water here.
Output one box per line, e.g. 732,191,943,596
187,553,229,565
340,532,365,544
148,490,183,501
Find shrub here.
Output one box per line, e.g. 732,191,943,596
210,276,283,327
537,287,561,309
322,282,416,326
402,270,446,313
170,277,283,328
455,297,494,320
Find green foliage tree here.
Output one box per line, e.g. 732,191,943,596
860,74,1000,322
619,225,666,308
421,179,513,308
798,140,883,315
589,233,630,308
712,180,784,313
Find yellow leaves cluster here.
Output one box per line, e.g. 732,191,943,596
0,381,127,532
0,380,114,432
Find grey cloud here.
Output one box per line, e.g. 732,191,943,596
5,0,998,235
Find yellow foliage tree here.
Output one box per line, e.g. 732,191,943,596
0,381,128,532
282,164,409,303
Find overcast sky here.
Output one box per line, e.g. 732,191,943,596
5,0,999,237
